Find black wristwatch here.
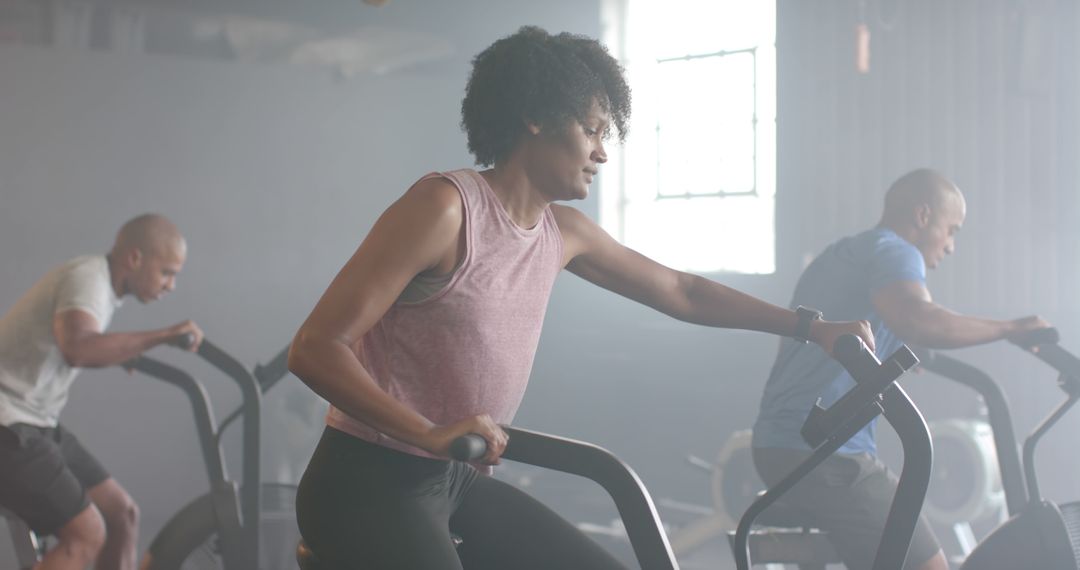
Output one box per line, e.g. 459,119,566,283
793,306,823,344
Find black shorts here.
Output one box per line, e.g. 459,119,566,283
753,447,942,570
0,423,110,535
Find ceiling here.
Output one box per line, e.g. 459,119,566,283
0,0,465,76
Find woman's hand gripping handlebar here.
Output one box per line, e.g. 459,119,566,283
812,318,877,358
429,415,508,465
800,334,919,448
450,434,489,462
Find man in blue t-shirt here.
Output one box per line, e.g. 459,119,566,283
752,169,1049,570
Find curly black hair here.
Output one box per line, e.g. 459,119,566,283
461,26,632,167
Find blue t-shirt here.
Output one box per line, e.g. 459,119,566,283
752,228,926,455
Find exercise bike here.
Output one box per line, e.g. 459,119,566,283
295,423,681,568
0,336,294,570
934,328,1080,570
731,335,933,570
130,338,298,570
0,504,41,570
911,347,1023,563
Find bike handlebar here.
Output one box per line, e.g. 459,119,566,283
800,335,919,448
449,434,488,461
1011,328,1080,394
170,332,197,350
913,347,1029,514
451,427,679,569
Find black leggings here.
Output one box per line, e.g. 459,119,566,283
296,427,628,570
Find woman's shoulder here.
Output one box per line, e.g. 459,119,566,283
381,175,465,234
550,203,592,231
549,204,604,254
404,173,464,206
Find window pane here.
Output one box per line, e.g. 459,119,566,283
657,50,757,198
623,196,775,274
600,0,776,274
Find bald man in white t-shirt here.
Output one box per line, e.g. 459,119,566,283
0,213,203,570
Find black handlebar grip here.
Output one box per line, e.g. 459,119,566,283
449,434,488,461
833,334,882,384
1011,327,1059,349
170,332,197,350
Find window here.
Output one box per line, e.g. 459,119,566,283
600,0,776,273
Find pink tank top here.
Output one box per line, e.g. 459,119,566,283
326,169,564,459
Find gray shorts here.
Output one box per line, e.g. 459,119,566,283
753,447,941,570
0,423,110,535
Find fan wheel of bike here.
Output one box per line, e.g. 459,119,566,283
144,483,299,570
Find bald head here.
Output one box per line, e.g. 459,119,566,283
111,213,185,259
110,214,187,303
880,169,966,269
880,169,963,227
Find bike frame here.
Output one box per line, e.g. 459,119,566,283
128,340,272,569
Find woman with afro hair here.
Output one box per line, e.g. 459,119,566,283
288,26,874,569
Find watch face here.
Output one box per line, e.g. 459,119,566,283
795,307,820,342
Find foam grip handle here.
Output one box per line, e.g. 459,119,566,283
449,434,488,461
1012,327,1059,349
171,333,196,350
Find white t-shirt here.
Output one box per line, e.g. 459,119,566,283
0,255,123,427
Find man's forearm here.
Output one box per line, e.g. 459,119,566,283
899,305,1014,349
61,328,176,368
